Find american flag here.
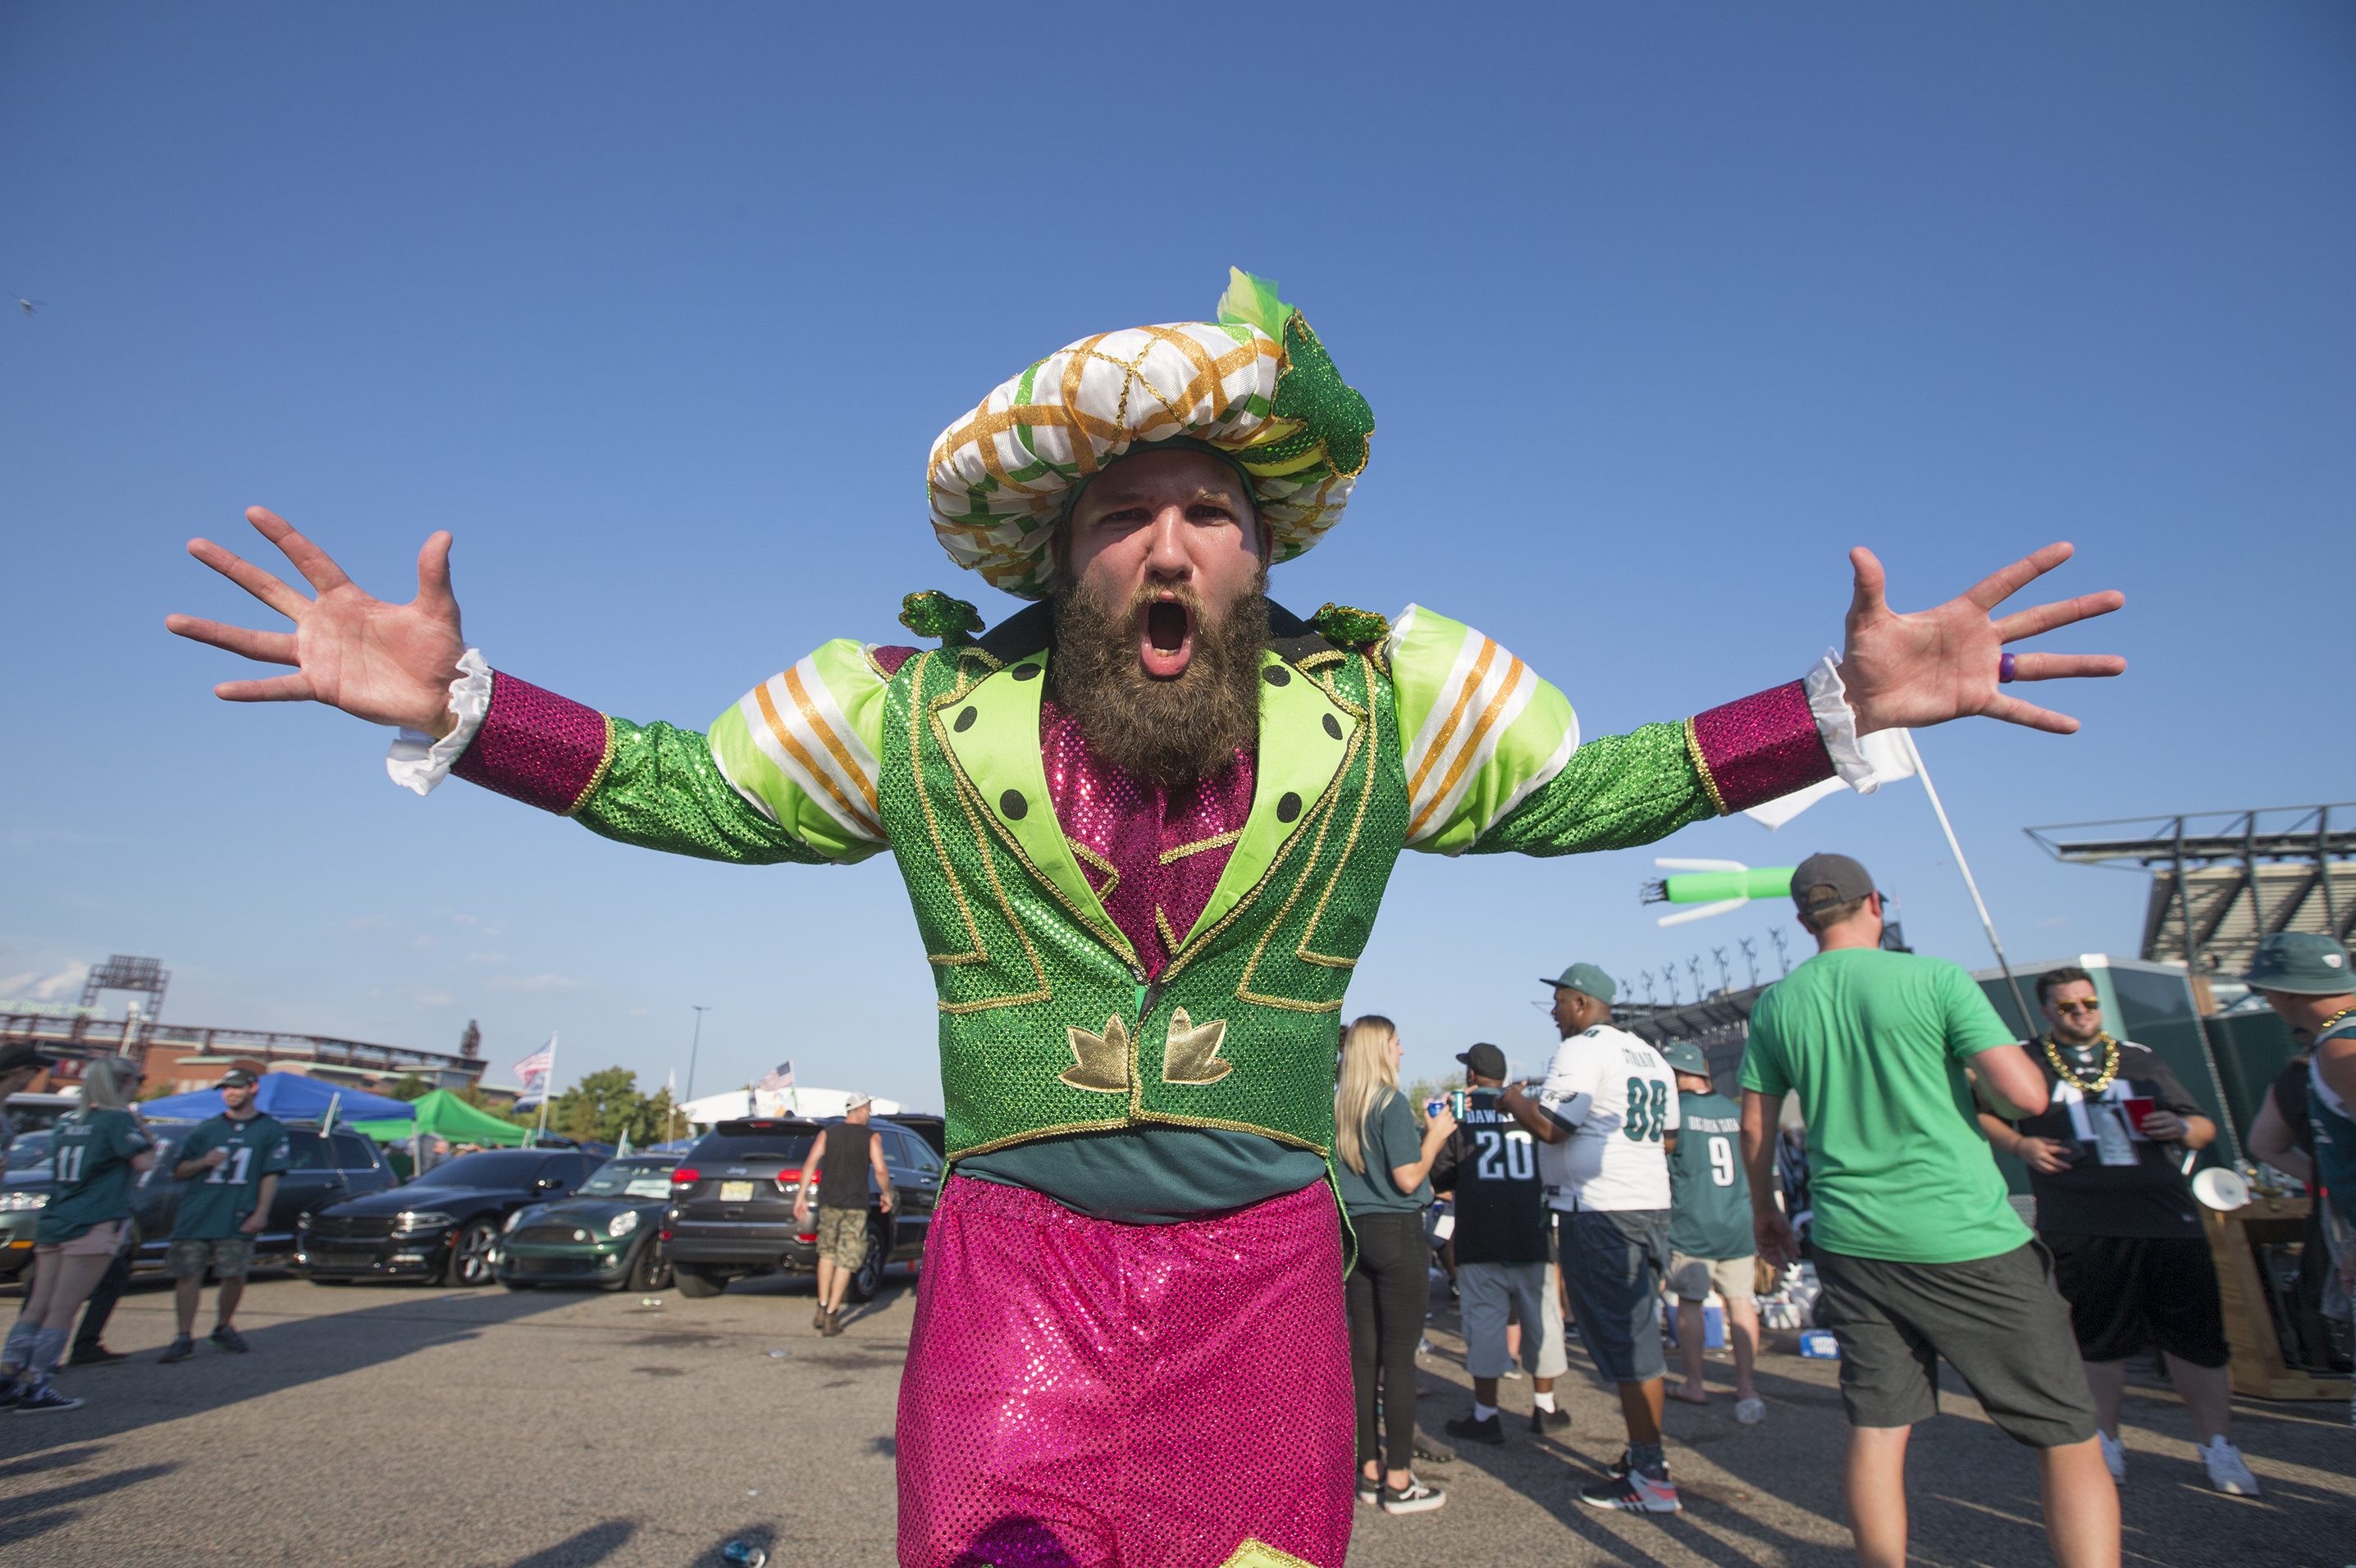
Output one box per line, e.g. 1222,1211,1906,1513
756,1060,795,1092
513,1039,556,1100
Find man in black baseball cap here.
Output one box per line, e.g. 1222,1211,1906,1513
1433,1043,1568,1445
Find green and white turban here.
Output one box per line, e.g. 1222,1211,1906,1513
926,269,1376,600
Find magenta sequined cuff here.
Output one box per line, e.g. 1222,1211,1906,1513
1686,681,1833,815
450,671,615,816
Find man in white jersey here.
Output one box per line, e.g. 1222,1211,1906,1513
1500,962,1683,1515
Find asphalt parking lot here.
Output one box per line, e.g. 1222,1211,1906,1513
1,1269,2349,1566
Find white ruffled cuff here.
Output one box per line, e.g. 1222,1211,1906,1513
386,649,492,796
1805,654,1877,795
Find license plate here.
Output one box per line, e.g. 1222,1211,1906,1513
720,1181,756,1202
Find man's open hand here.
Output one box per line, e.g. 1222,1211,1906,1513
167,508,467,736
1837,542,2125,736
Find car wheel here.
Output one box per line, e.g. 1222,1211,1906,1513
847,1222,887,1303
671,1263,724,1298
626,1241,672,1293
446,1219,500,1287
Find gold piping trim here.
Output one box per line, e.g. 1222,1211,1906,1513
1158,828,1242,865
904,652,992,971
930,696,1055,1011
1069,838,1121,901
1684,715,1728,817
1155,906,1181,954
563,716,620,817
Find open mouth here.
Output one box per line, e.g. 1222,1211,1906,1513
1139,599,1195,679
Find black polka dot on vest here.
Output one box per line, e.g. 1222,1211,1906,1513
1001,790,1028,820
1262,665,1290,686
1322,713,1343,740
953,707,977,732
1012,663,1041,681
1277,792,1303,823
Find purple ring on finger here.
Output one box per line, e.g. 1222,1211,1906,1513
1998,652,2018,684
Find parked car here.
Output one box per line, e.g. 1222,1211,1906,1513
663,1116,941,1301
1,1121,395,1287
298,1146,597,1287
492,1155,676,1292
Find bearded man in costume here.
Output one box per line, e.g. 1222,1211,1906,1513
171,271,2124,1568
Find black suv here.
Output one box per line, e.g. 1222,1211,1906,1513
663,1117,941,1301
298,1146,597,1286
1,1123,394,1285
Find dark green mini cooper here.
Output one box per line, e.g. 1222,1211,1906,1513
493,1155,675,1292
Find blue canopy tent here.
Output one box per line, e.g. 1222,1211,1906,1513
141,1072,416,1125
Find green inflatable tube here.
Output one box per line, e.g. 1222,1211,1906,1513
1663,868,1795,904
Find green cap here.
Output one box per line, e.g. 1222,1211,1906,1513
1660,1041,1710,1077
2244,932,2354,997
1541,963,1616,1005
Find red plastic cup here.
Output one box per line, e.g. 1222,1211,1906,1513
2121,1096,2157,1134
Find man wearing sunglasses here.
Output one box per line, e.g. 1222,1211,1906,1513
1979,968,2255,1496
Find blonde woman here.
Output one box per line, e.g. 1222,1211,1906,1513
0,1056,154,1413
1336,1014,1456,1513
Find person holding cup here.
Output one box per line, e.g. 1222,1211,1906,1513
1978,966,2258,1497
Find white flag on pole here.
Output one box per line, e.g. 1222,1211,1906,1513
1743,728,1918,831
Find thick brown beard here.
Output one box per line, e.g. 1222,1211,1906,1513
1048,568,1269,786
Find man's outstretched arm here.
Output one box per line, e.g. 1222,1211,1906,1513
168,508,881,866
1397,540,2123,859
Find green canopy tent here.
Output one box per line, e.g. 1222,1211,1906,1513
354,1088,532,1149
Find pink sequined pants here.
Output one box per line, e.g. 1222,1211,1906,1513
897,1176,1355,1568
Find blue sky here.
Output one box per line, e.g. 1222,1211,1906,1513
4,4,2350,1104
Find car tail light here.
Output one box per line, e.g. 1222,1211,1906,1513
671,1168,701,1187
772,1169,804,1192
660,1228,673,1242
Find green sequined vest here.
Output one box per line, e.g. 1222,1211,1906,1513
873,607,1409,1161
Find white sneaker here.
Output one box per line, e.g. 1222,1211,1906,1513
2199,1437,2259,1497
2097,1429,2125,1484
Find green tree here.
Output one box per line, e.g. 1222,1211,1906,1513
543,1066,648,1146
384,1073,432,1101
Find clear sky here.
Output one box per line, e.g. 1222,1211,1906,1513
4,3,2350,1103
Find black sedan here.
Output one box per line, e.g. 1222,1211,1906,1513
492,1155,675,1292
297,1146,596,1286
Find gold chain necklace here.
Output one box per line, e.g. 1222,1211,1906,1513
2319,1006,2356,1038
2043,1032,2121,1096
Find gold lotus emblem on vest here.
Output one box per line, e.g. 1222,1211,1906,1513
1062,1008,1233,1092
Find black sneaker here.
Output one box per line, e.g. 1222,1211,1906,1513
0,1380,22,1410
1442,1412,1504,1445
1530,1404,1572,1434
811,1304,829,1331
158,1335,196,1365
69,1345,128,1368
820,1310,845,1338
1579,1468,1679,1514
210,1325,249,1354
1355,1475,1380,1508
1380,1476,1446,1514
15,1384,85,1415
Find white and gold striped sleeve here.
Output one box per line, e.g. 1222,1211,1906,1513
705,640,891,864
1387,605,1580,856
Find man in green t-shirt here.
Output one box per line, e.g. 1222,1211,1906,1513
1738,854,2116,1568
159,1069,291,1362
1660,1042,1763,1424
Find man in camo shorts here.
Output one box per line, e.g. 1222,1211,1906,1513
793,1094,894,1337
